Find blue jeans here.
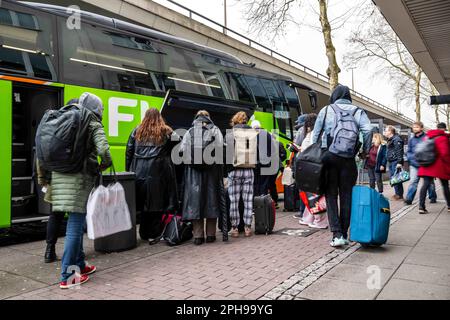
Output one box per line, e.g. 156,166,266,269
406,166,437,202
61,212,86,281
389,161,404,197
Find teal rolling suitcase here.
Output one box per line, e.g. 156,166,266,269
349,186,390,247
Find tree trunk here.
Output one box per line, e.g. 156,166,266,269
318,0,340,91
414,66,422,122
434,106,440,126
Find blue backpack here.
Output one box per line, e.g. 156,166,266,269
328,104,361,158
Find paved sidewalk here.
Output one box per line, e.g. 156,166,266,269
1,181,448,300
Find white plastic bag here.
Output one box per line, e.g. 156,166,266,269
281,167,295,186
86,182,132,240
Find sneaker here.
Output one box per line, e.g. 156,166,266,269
391,195,403,201
81,265,96,276
448,208,450,213
244,226,252,237
230,228,239,238
330,236,347,247
419,208,429,214
430,199,437,204
59,274,89,289
404,200,412,205
292,214,302,219
308,221,328,229
206,236,216,243
298,219,310,226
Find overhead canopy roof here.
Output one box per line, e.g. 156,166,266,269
373,0,450,95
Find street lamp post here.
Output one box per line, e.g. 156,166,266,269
224,0,227,35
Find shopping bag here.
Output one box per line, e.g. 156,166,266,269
299,191,327,215
86,182,132,240
390,168,410,186
281,166,295,186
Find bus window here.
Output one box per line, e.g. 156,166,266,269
224,72,253,103
202,71,226,98
273,102,293,140
157,44,211,96
59,18,161,91
277,81,302,133
0,7,56,80
243,75,270,112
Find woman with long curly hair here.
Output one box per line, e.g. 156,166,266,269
126,108,179,243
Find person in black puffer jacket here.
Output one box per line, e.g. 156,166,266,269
384,125,405,200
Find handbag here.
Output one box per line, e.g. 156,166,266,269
295,108,328,194
390,168,410,186
86,165,132,240
299,191,327,215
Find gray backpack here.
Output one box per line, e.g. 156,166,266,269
414,137,436,167
328,104,360,158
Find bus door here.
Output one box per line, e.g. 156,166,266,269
10,83,61,224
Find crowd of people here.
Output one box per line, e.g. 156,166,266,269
36,87,450,289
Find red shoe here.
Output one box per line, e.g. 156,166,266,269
59,274,89,289
81,265,97,276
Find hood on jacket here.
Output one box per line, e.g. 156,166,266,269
329,85,352,104
427,129,448,139
192,114,215,128
80,92,104,120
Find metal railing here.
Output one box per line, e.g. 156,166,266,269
158,0,414,124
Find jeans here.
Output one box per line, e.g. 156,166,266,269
388,161,404,197
46,212,65,245
139,212,163,240
61,212,86,281
323,152,358,239
406,166,437,202
420,177,450,209
367,167,383,193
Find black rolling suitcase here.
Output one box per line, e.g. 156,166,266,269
283,184,300,212
254,194,276,235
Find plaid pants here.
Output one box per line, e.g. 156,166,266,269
228,169,254,227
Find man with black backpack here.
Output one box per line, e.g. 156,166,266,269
36,92,112,289
311,85,372,247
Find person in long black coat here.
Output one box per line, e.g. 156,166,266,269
180,110,225,245
126,108,179,243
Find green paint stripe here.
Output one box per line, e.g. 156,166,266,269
0,80,12,228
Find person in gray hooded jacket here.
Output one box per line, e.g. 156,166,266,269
311,85,372,248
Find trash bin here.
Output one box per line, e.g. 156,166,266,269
94,172,137,253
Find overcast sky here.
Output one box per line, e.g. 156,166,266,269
153,0,436,127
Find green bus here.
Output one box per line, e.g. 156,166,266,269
0,0,317,227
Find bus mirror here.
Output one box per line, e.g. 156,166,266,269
308,91,318,110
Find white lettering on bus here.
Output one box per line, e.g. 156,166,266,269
108,97,152,137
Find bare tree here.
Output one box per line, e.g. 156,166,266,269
242,0,346,91
344,3,430,122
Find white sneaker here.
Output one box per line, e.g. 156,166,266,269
330,236,346,247
308,222,328,229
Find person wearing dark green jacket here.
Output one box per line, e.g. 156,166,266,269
38,92,112,289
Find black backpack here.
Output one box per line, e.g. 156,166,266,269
415,137,437,167
35,104,90,173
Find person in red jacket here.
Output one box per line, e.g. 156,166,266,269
418,123,450,214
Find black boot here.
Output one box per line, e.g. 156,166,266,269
44,244,57,263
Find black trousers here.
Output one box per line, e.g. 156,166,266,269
269,173,279,201
367,167,383,193
420,177,450,209
46,212,65,245
323,152,358,239
139,212,164,240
